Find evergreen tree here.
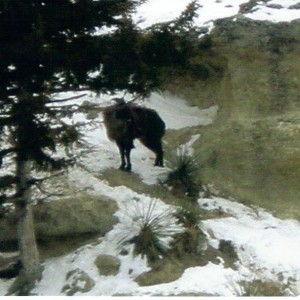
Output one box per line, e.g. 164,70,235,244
0,0,148,294
0,0,200,294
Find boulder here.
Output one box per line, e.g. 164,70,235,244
0,194,118,242
94,254,121,276
61,268,95,296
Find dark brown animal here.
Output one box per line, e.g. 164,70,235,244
103,100,165,172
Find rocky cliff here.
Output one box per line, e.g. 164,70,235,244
164,18,300,220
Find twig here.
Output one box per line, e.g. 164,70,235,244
47,93,88,104
34,181,65,198
47,87,90,94
0,148,17,168
28,171,65,186
0,175,18,189
127,94,144,104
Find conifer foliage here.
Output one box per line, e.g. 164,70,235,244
0,0,150,294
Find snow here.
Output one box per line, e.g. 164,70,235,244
192,0,251,28
132,0,192,28
0,279,14,296
74,92,217,185
146,93,218,130
96,0,300,35
199,198,300,287
122,262,243,296
132,0,300,33
245,0,300,23
2,0,300,296
2,91,300,296
177,134,201,156
132,0,250,30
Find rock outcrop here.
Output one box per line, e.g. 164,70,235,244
164,18,300,220
94,255,121,276
0,194,118,243
61,268,95,296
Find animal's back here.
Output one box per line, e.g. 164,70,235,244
103,103,165,143
130,106,166,139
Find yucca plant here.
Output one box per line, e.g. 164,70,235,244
117,199,185,262
165,149,200,199
172,203,206,256
175,203,200,228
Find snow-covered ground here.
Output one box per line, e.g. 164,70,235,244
1,92,300,296
32,92,300,296
132,0,300,32
96,0,300,35
2,0,300,296
77,92,217,185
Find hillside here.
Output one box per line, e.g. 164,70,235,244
1,92,300,296
164,17,300,220
1,0,300,296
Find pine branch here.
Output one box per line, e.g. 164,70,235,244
0,175,17,189
0,148,17,168
48,87,91,94
34,183,66,199
1,171,66,205
127,94,144,104
28,171,65,186
46,93,88,104
0,117,12,126
48,104,82,110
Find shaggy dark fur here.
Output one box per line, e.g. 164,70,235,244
103,102,166,172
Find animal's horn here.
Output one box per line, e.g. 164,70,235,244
111,97,126,105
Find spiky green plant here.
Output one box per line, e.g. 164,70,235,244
175,203,200,228
165,149,200,198
172,203,205,256
117,199,185,262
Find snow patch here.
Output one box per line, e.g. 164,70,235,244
199,197,300,286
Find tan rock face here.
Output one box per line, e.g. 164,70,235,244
0,194,118,242
210,18,300,117
164,18,300,220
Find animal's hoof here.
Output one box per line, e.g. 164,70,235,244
119,165,131,172
154,163,164,167
125,166,132,172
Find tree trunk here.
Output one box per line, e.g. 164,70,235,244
13,159,42,295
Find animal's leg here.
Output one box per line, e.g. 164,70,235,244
124,147,132,172
118,145,126,170
153,140,164,167
155,153,164,167
140,137,164,167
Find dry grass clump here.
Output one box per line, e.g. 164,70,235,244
237,280,286,296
